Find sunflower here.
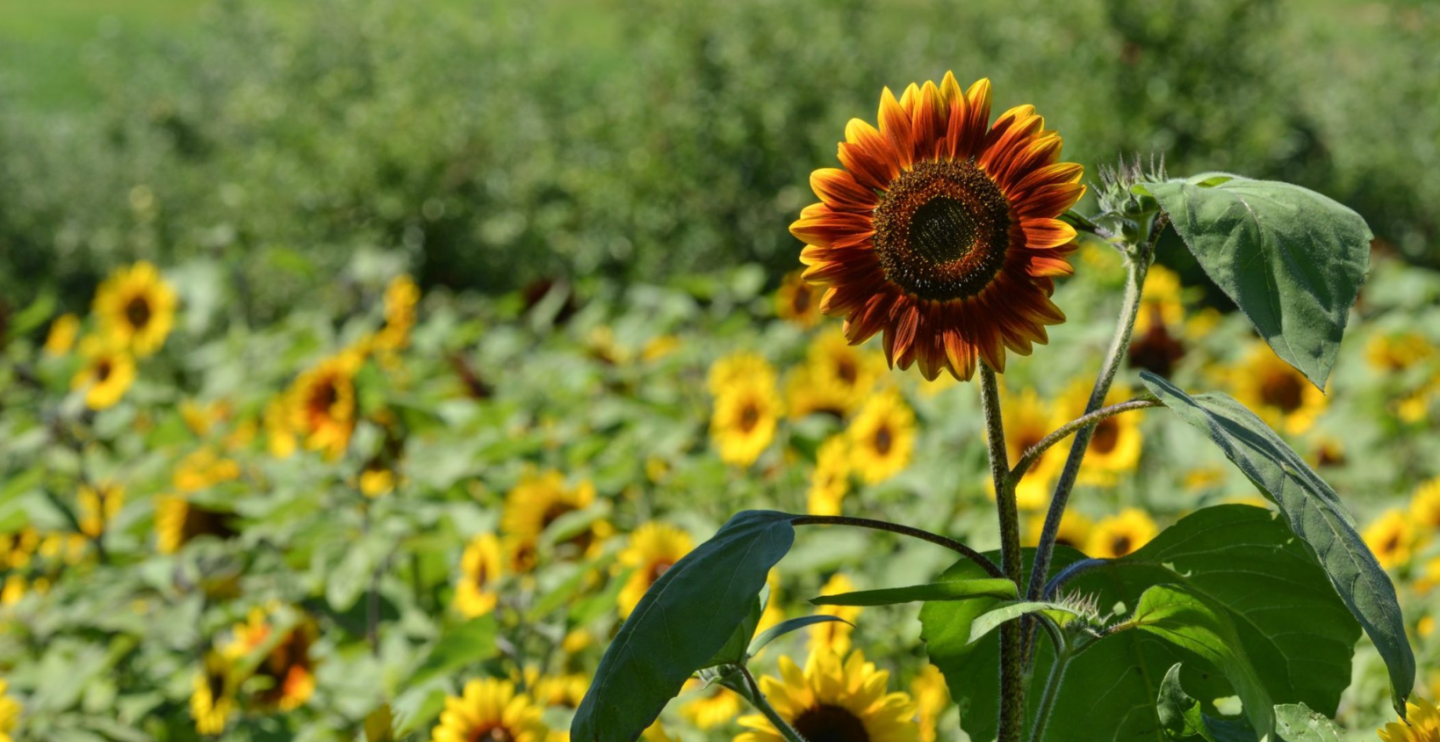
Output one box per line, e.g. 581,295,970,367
808,436,851,517
180,399,232,438
1128,271,1188,378
155,496,237,554
70,336,136,410
373,274,420,354
1412,478,1440,536
174,448,241,493
791,73,1084,381
500,470,609,570
786,364,855,420
43,312,79,356
93,261,177,357
806,330,887,412
910,664,950,742
1025,509,1092,551
530,673,589,709
681,679,744,729
0,679,19,742
847,389,915,484
78,481,125,538
1230,343,1327,436
1379,696,1440,742
709,352,778,397
736,650,919,742
1001,386,1060,510
224,608,319,711
1085,509,1157,559
1,529,39,570
617,522,694,619
812,573,862,656
1364,509,1416,570
1,575,27,606
191,652,238,736
1056,382,1143,487
288,351,362,460
712,376,783,467
777,269,824,328
428,679,549,742
1367,331,1435,373
455,533,505,618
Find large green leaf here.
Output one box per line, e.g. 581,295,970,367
920,505,1360,742
1142,372,1413,710
571,510,798,742
1147,174,1370,388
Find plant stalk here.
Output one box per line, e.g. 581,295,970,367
1007,399,1162,486
979,364,1024,742
738,665,809,742
1029,645,1073,742
791,515,1004,579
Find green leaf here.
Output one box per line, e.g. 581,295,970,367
967,601,1076,645
1128,585,1273,740
810,578,1016,607
705,596,763,668
921,505,1360,742
1273,704,1344,742
1148,174,1370,388
572,510,799,742
1156,664,1255,742
748,616,853,657
1142,372,1414,710
407,616,500,687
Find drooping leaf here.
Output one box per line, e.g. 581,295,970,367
967,601,1077,645
571,510,799,742
1156,664,1255,742
748,616,853,657
1142,372,1413,710
810,578,1016,607
1147,174,1370,388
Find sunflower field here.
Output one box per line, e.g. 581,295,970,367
4,1,1440,742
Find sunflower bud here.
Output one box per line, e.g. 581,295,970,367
1095,154,1167,254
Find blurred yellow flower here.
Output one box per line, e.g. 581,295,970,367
618,522,693,619
43,312,79,356
712,376,782,467
428,679,548,742
174,448,241,493
1379,696,1440,742
223,608,318,711
681,679,744,729
1367,331,1435,373
191,652,238,736
1026,510,1092,552
1230,343,1326,436
847,389,915,484
155,496,237,555
1057,382,1143,487
501,470,608,571
1086,509,1158,559
811,573,861,656
911,663,950,742
288,351,361,459
0,529,39,571
1002,386,1060,510
807,436,850,517
1138,265,1185,330
776,269,823,328
181,398,232,438
93,261,177,357
264,397,297,459
736,650,918,742
359,464,397,498
530,672,589,709
70,336,136,410
642,334,681,362
805,331,886,413
454,533,504,618
373,274,420,355
0,679,18,742
78,482,124,538
1412,478,1440,535
1364,509,1415,570
708,352,777,397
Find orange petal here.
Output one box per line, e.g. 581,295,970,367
878,87,915,170
811,168,879,212
1020,217,1078,249
839,119,902,191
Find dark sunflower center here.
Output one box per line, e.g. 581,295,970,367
1111,535,1133,556
872,159,1013,302
1261,371,1304,413
207,669,227,700
542,503,574,529
96,359,113,382
183,505,238,544
125,296,152,329
1127,314,1185,378
739,402,761,432
1055,533,1079,549
1380,533,1400,555
310,381,339,416
874,425,893,456
792,703,871,742
1090,419,1120,455
471,725,515,742
793,283,813,314
835,357,858,385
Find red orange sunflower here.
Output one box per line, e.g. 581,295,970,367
792,73,1085,380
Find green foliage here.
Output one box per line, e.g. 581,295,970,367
1148,175,1371,388
809,578,1017,607
1142,372,1415,711
1156,663,1251,742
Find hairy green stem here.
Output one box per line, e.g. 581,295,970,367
979,364,1024,742
739,665,809,742
1007,399,1162,486
791,515,1004,579
1029,645,1073,742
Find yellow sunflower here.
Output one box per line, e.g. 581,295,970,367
812,573,862,656
681,679,744,729
709,352,778,397
180,399,232,438
847,389,916,484
618,522,694,619
223,608,319,711
776,269,824,328
1364,509,1416,570
288,351,362,460
736,651,919,742
805,330,887,413
808,436,851,517
373,274,420,354
0,679,19,742
786,363,856,420
191,652,238,736
500,470,609,571
1128,269,1187,378
530,673,589,709
428,679,549,742
78,481,125,538
1,528,39,571
70,336,136,410
455,533,505,618
1001,386,1060,510
174,448,241,493
93,261,177,356
791,72,1084,381
1412,477,1440,538
712,376,783,467
1230,343,1327,436
1025,509,1092,551
1367,331,1435,373
910,664,950,742
1056,382,1143,487
155,496,237,555
1085,509,1158,559
1379,696,1440,742
43,312,79,356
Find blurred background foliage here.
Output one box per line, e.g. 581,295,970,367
1,0,1437,317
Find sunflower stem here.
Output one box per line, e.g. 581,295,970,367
737,664,810,742
979,364,1025,742
1029,643,1073,742
1007,399,1162,487
791,515,1004,579
1022,215,1165,665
